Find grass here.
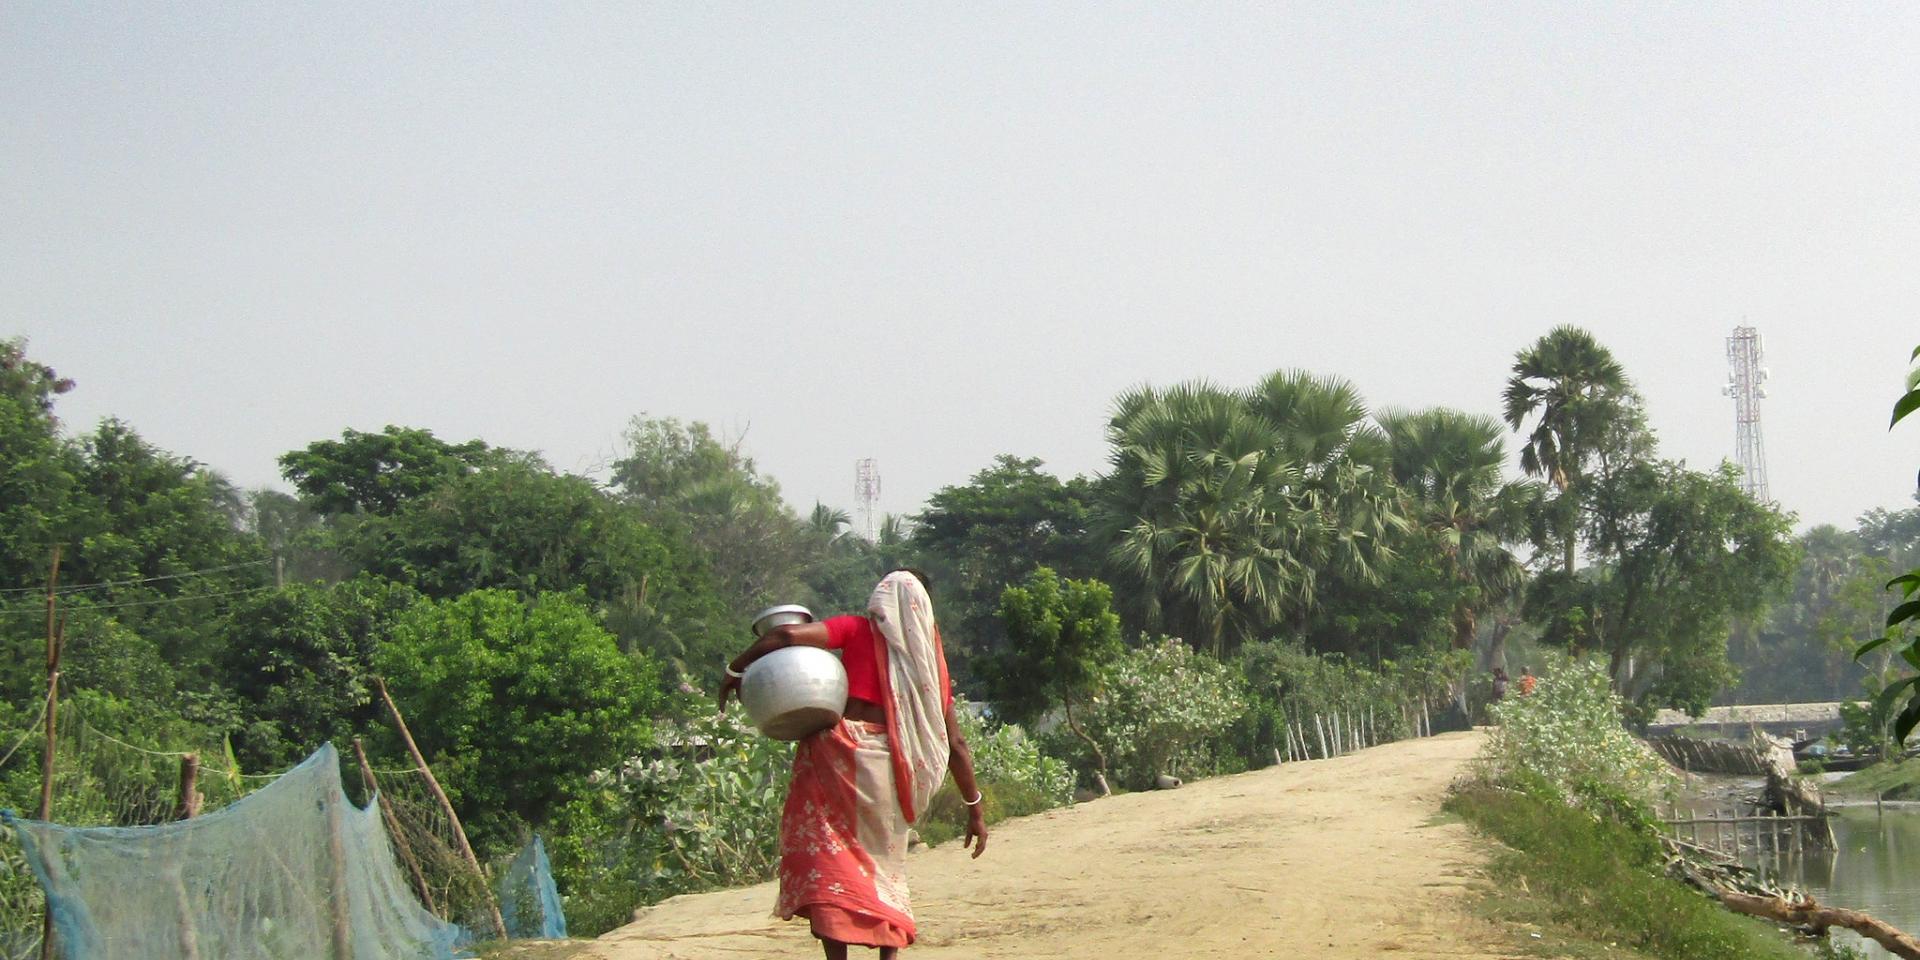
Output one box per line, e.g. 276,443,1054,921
1445,782,1845,960
1826,758,1920,800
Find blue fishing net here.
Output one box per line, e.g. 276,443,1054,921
2,744,461,960
496,836,564,941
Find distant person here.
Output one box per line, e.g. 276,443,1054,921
719,569,987,960
1517,666,1538,697
1491,667,1509,703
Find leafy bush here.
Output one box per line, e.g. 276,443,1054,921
957,699,1074,808
546,692,791,936
1481,658,1675,808
1047,637,1247,789
916,779,1056,848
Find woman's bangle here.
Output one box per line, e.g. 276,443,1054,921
962,792,983,807
725,664,745,679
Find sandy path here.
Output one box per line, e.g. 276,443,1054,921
587,730,1515,960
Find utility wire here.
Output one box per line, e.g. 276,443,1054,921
0,559,272,597
0,688,53,771
0,584,280,615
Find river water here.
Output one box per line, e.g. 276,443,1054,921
1742,805,1920,959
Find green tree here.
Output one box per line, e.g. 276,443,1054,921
1568,460,1797,713
911,455,1096,675
1378,408,1532,651
1857,498,1920,570
374,589,662,840
217,576,421,769
245,488,354,585
338,456,730,676
611,416,808,618
1502,326,1634,577
0,371,80,585
989,567,1124,786
62,419,269,671
0,338,76,417
279,425,497,516
1731,526,1890,703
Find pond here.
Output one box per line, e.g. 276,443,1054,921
1744,805,1920,960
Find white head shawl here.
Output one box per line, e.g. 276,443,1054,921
867,570,951,823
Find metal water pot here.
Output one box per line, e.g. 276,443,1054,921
741,606,848,741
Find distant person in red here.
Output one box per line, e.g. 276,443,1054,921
719,569,987,960
1517,667,1538,697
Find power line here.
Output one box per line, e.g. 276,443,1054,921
0,559,272,597
0,584,279,615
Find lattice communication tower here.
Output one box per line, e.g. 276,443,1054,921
854,458,881,541
1721,326,1771,502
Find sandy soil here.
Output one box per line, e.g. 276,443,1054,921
586,730,1520,960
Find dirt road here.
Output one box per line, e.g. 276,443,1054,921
587,730,1515,960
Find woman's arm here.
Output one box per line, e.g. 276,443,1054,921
716,621,832,710
944,703,988,858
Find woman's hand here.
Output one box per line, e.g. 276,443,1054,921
717,673,742,712
964,806,988,859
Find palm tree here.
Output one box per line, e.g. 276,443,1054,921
1379,408,1533,650
1501,326,1630,576
1096,375,1405,654
807,502,853,543
1100,384,1295,653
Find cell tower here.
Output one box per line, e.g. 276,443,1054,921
854,458,881,541
1721,326,1772,503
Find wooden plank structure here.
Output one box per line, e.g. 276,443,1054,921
1648,735,1778,776
1660,804,1833,856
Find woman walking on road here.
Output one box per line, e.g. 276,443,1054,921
719,569,988,959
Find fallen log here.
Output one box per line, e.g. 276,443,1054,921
1716,891,1920,959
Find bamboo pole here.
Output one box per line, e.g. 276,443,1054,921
1314,714,1329,759
38,547,61,960
353,737,438,916
324,784,352,960
375,677,507,941
38,547,62,822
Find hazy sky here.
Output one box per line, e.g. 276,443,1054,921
6,4,1918,531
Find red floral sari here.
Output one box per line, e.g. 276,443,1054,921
774,572,950,948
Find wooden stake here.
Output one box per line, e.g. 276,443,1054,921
353,737,438,915
174,753,202,821
173,753,203,960
375,677,508,941
1314,714,1329,759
